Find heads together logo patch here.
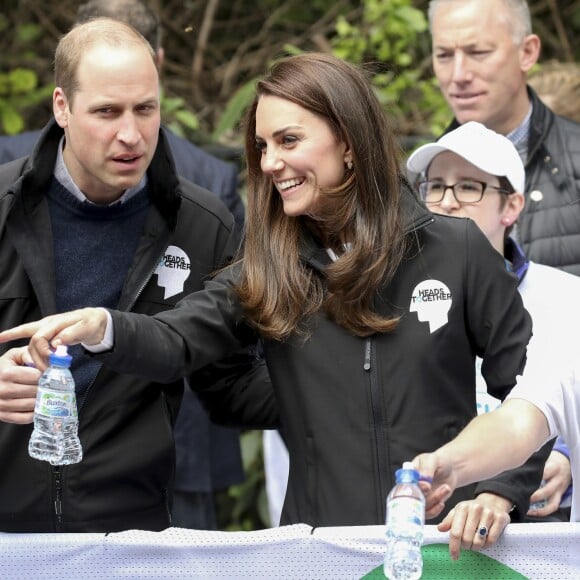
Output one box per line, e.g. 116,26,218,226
410,279,452,333
155,245,191,299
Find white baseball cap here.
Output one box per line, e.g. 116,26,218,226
406,121,525,193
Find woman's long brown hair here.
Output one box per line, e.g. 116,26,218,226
237,53,408,340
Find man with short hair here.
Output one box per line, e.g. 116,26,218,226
0,0,245,229
428,0,580,274
0,17,265,533
0,0,247,532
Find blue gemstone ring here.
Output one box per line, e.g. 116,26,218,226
478,525,488,538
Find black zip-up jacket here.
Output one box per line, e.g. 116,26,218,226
97,190,548,527
0,120,267,532
445,86,580,275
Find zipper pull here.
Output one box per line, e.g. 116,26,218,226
364,338,371,371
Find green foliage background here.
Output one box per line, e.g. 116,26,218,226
1,0,579,531
2,0,579,143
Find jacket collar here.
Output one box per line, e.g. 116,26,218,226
13,118,182,228
299,178,433,273
504,236,530,283
399,176,434,233
526,85,554,165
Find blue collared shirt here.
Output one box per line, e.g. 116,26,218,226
506,103,533,163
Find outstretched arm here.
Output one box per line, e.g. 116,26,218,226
0,268,254,385
0,308,108,371
414,399,549,520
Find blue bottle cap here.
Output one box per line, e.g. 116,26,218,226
395,462,420,484
49,345,72,367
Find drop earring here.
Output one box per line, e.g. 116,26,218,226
347,160,353,171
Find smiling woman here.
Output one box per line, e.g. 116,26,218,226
241,53,407,340
0,53,539,552
254,95,349,218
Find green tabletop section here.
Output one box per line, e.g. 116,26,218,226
362,544,528,579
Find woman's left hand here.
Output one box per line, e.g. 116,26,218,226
437,493,512,560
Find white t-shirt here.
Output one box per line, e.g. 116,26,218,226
476,261,580,516
507,323,580,522
476,261,580,415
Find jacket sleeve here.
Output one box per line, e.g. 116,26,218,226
474,439,555,519
98,266,278,428
462,219,547,517
99,265,256,381
463,220,532,399
189,347,279,429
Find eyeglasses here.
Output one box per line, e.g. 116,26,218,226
418,180,512,205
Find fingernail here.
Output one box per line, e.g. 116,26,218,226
24,362,36,368
419,475,433,483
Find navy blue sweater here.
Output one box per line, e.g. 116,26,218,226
47,178,149,404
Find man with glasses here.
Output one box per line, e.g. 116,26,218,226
419,180,513,206
428,0,580,274
407,121,577,554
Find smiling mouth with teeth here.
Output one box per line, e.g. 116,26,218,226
278,177,305,191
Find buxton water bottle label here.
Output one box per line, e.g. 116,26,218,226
34,389,73,418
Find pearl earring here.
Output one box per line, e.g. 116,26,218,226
347,160,353,171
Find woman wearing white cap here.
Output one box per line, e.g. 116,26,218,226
407,121,578,553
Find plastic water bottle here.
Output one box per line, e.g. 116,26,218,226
28,345,83,466
384,462,425,580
